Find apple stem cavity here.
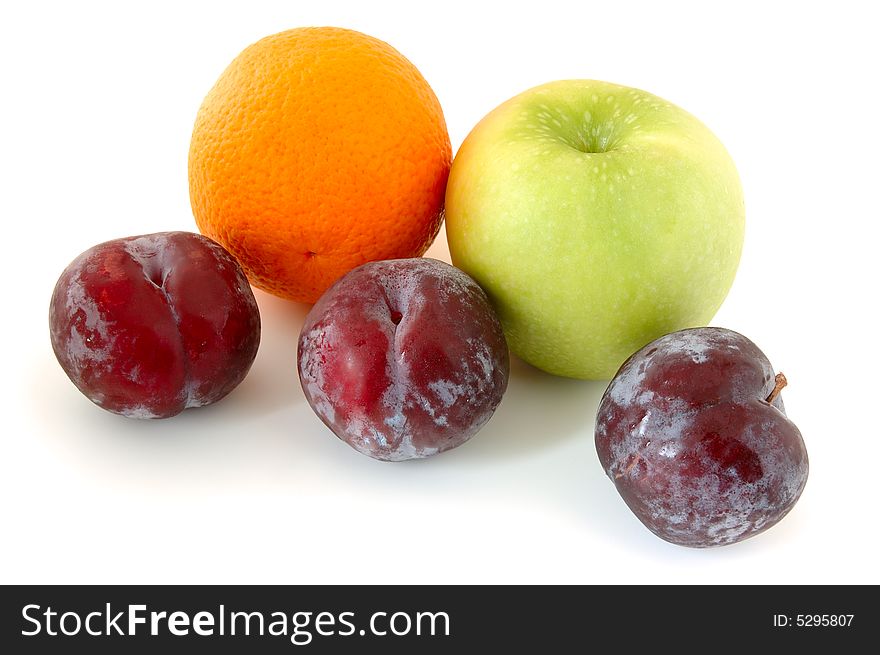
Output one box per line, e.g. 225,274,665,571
766,372,788,405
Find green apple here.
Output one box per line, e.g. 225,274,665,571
445,80,744,379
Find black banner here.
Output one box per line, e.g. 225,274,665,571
1,585,872,653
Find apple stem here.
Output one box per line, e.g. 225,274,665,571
766,372,787,405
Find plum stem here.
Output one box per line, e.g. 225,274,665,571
616,452,641,479
766,372,787,404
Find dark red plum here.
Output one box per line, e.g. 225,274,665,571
298,258,509,461
595,327,808,547
50,231,260,418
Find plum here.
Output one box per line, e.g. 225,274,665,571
49,231,260,418
595,327,808,547
298,258,509,461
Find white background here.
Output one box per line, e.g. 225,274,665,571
2,0,878,584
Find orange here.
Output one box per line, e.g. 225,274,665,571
188,27,451,303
